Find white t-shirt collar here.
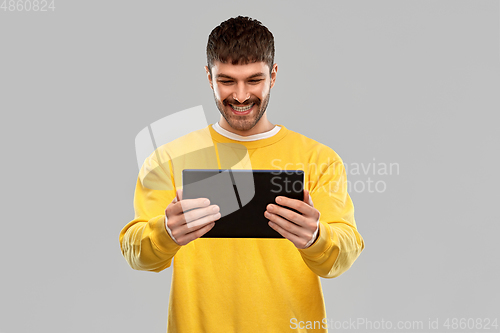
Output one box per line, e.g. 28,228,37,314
211,122,281,142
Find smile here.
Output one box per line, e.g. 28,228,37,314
230,103,254,112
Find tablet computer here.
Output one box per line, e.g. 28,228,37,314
182,169,304,238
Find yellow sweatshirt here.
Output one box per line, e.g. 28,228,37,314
119,124,365,332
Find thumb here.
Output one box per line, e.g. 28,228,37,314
174,188,183,203
304,189,314,207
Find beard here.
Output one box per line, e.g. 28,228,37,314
213,85,271,132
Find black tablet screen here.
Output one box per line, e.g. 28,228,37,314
182,169,304,238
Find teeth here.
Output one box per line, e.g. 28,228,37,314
231,103,254,112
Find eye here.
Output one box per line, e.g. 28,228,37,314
218,80,233,85
249,79,263,84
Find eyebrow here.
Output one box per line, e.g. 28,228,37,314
215,73,266,80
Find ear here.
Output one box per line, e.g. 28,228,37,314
205,65,213,90
270,63,278,89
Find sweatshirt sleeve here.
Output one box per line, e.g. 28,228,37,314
298,156,365,278
119,152,181,273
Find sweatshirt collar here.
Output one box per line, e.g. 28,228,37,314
209,122,289,149
212,121,281,141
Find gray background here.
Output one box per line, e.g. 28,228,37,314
1,1,499,332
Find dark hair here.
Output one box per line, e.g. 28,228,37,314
206,16,275,76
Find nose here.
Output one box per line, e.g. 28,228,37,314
233,86,250,104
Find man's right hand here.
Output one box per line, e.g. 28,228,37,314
164,189,221,246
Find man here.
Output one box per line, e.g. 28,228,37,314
120,16,365,332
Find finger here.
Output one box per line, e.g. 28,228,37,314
171,197,211,215
275,196,313,216
265,210,306,238
185,211,221,229
268,220,308,249
267,203,307,227
173,188,184,203
184,205,220,225
167,203,217,232
176,221,216,246
304,189,314,207
171,210,220,239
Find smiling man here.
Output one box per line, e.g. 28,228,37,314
120,16,365,333
207,60,276,135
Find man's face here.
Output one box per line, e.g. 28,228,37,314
205,60,277,132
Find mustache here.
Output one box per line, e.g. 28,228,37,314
224,98,259,106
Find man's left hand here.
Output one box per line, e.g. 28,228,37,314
265,189,321,249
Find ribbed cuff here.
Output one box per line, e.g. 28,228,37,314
304,220,320,248
149,215,182,253
164,215,179,245
299,222,334,258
